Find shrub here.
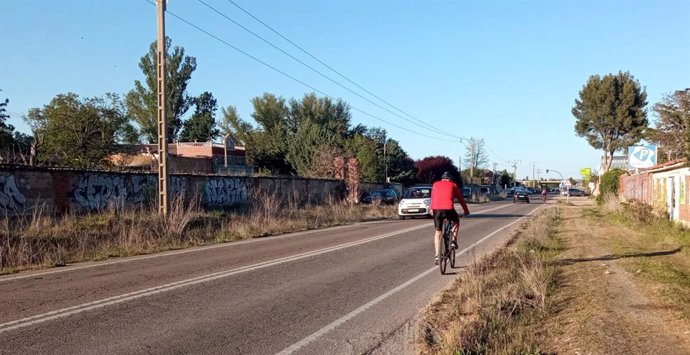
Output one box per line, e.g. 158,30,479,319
597,169,626,204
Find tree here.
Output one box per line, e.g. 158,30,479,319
383,139,415,185
125,37,196,143
647,89,690,162
25,93,134,168
286,122,340,177
219,105,253,146
179,91,219,142
249,93,293,175
415,156,461,186
572,71,648,172
464,137,489,178
0,91,14,151
499,169,513,187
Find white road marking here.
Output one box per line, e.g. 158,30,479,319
276,204,544,354
0,203,512,283
0,203,522,335
0,224,433,334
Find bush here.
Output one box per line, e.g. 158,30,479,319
597,169,626,204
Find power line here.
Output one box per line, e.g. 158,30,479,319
197,0,459,140
223,0,460,141
142,0,459,143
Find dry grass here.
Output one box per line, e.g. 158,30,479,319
0,191,396,275
419,207,562,355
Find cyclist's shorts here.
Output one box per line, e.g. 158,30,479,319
432,209,459,231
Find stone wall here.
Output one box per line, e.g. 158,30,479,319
0,165,347,215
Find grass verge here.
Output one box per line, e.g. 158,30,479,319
593,195,690,320
0,192,396,275
419,206,562,355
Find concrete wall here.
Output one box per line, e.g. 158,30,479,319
0,166,347,215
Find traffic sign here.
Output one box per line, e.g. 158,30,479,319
628,145,657,169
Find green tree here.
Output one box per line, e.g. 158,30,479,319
219,105,252,146
25,93,134,168
499,169,513,187
289,93,351,138
647,89,690,162
249,93,293,175
179,91,219,142
0,91,13,151
286,122,340,177
573,71,648,172
125,37,196,143
383,139,415,185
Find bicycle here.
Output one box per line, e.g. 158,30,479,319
438,219,458,275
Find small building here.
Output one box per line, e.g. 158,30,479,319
110,141,253,175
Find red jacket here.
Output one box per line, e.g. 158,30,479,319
430,180,470,214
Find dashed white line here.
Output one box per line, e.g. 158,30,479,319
276,204,544,354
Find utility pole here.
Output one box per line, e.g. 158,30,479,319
509,159,520,188
493,162,498,194
156,0,169,215
383,138,388,183
469,141,475,185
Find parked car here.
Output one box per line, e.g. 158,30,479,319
514,189,530,203
567,188,588,197
462,187,471,199
369,188,398,204
398,185,432,219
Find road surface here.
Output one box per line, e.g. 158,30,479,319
0,200,544,354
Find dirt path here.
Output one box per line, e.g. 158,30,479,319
545,199,690,354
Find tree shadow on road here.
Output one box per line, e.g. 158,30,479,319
552,247,683,266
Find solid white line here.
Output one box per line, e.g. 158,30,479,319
275,204,544,354
0,202,512,283
0,224,431,334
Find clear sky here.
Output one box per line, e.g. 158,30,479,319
2,0,689,180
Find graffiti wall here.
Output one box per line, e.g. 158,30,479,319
203,178,248,207
0,166,347,214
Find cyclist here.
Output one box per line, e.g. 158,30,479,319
430,171,470,265
541,187,548,203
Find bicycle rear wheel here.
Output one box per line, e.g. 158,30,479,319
450,245,456,268
439,239,447,274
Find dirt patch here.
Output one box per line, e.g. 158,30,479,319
543,199,690,354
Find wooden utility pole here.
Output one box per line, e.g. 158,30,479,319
469,141,475,184
157,0,169,215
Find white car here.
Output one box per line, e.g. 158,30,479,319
398,185,433,219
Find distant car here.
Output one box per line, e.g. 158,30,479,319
370,188,398,204
480,186,491,195
398,185,433,219
462,187,471,199
514,190,530,203
567,188,588,197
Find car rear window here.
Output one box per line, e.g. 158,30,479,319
404,188,431,199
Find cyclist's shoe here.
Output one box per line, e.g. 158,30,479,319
434,256,440,265
451,240,458,250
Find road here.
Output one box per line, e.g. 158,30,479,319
0,200,544,354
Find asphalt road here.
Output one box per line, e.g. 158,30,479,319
0,199,544,355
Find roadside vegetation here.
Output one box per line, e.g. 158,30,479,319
419,206,562,355
0,192,395,275
420,195,690,355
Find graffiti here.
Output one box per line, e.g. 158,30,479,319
204,178,248,207
73,175,129,211
170,176,188,201
0,175,27,211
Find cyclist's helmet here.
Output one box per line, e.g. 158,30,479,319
441,171,452,180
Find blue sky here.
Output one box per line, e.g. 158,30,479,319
2,0,689,180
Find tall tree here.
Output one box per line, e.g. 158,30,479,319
383,139,416,185
572,71,648,171
125,37,196,143
464,137,489,177
286,122,340,177
647,89,690,162
219,105,252,146
0,91,14,151
249,93,293,175
179,91,219,142
25,93,134,168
